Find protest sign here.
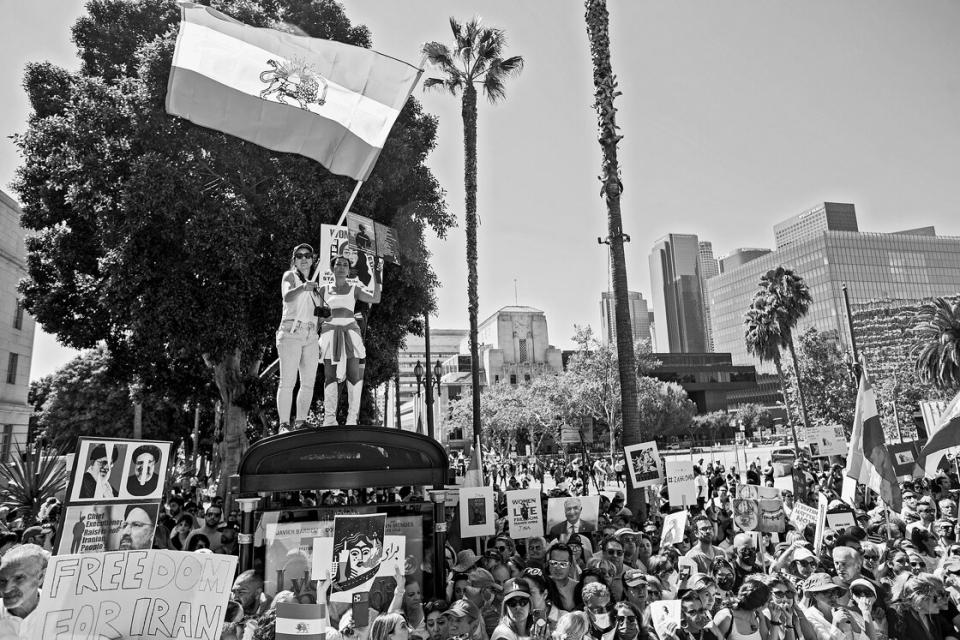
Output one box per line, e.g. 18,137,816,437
825,510,857,531
790,503,818,531
460,486,496,538
546,495,599,540
677,557,697,586
624,441,663,489
737,485,780,500
732,499,760,531
57,502,161,555
319,223,383,297
664,460,696,507
888,442,923,478
330,514,387,596
814,493,829,553
263,511,422,599
805,425,847,458
346,212,401,265
34,550,236,640
757,498,786,533
660,511,688,548
67,438,172,503
506,488,543,539
313,535,406,604
650,600,681,640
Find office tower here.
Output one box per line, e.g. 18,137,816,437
649,233,709,353
718,248,773,274
773,202,858,250
600,291,651,347
698,241,719,351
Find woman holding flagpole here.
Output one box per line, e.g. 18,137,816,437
276,244,323,433
319,253,381,425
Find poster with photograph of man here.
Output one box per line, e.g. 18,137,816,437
70,440,127,502
121,441,172,500
459,486,495,537
346,212,401,265
624,441,664,489
545,495,599,541
57,502,160,555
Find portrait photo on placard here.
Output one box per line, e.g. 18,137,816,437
119,441,172,500
58,502,160,554
545,495,599,540
624,441,663,488
71,440,127,502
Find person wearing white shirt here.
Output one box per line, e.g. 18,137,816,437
0,544,50,640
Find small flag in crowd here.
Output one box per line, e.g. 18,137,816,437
845,361,901,511
166,2,423,181
276,602,327,640
463,437,484,488
918,388,960,476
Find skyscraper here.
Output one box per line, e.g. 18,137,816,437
773,202,858,249
649,233,709,353
600,291,651,347
718,248,772,274
698,241,719,351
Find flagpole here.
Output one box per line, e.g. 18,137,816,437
335,180,364,227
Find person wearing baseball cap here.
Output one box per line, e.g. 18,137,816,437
465,569,503,638
491,579,535,640
622,569,650,614
443,598,483,640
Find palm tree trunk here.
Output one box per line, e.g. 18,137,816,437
461,84,483,450
774,355,800,455
585,0,641,513
786,337,811,432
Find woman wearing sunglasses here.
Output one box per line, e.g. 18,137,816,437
275,243,323,432
523,568,566,636
317,250,380,426
492,579,545,640
889,573,955,640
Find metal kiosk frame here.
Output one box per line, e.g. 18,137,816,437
231,426,449,598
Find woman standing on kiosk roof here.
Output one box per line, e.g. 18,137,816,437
276,243,323,433
318,249,381,425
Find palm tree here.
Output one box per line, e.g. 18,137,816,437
744,298,800,454
913,296,960,389
422,18,523,450
0,445,70,526
584,1,642,502
758,267,813,431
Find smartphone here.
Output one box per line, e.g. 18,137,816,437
352,592,370,628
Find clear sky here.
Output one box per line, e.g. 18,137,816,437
3,0,959,381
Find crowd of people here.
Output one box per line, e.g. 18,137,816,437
2,450,960,640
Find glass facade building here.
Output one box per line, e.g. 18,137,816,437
649,233,709,353
773,202,858,249
600,290,651,347
706,228,960,368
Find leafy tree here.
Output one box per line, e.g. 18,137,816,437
692,411,735,444
583,0,642,509
14,0,451,483
636,376,697,439
422,19,523,449
734,403,775,438
913,296,960,390
793,328,857,429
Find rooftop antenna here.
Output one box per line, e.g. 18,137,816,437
514,279,519,306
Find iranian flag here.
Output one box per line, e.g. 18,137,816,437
276,602,327,640
166,2,422,181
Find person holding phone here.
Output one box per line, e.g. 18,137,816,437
492,579,545,640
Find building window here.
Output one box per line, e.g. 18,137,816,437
494,375,500,383
13,301,24,330
0,425,11,462
5,353,18,385
524,374,531,383
510,374,517,385
518,339,527,362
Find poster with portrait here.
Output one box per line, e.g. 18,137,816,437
664,460,697,507
313,534,406,605
459,486,496,538
67,438,171,503
506,488,543,539
650,600,681,640
660,511,688,548
804,425,847,458
346,212,401,265
545,495,599,540
56,502,160,555
319,223,384,297
624,441,663,489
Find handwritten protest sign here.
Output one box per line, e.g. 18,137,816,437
506,488,543,539
35,550,236,640
664,460,696,507
790,503,818,531
624,441,663,489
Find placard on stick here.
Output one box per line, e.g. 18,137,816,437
664,459,696,507
624,441,664,489
506,488,543,539
459,486,495,538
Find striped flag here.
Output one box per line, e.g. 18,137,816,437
276,602,327,640
918,389,960,476
463,437,484,488
845,362,902,511
166,2,422,181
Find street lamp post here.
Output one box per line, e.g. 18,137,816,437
424,314,435,441
414,360,424,435
433,360,443,441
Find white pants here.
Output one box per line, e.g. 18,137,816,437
276,320,319,424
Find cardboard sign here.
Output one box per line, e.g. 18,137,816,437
506,488,543,539
664,460,697,507
624,441,664,489
459,486,496,538
790,503,818,531
545,495,599,540
805,425,847,458
34,550,236,640
661,511,688,548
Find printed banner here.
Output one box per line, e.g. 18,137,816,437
319,223,383,296
346,212,401,265
459,486,496,538
545,495,599,541
664,459,697,507
68,438,172,503
660,511,688,548
805,425,847,458
506,488,543,539
57,503,161,555
624,441,663,489
34,550,236,640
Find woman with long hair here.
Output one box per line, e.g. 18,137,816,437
491,579,541,640
370,612,411,640
713,577,772,640
610,601,647,640
318,251,380,425
553,612,590,640
523,568,566,636
890,573,955,640
276,243,322,432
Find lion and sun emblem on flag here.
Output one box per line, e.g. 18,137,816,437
259,58,329,110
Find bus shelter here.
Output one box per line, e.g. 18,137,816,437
231,426,450,599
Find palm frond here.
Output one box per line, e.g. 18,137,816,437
0,444,70,525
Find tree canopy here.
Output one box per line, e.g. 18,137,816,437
14,0,452,473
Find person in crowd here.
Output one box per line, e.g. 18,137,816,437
491,578,540,640
232,570,272,624
687,515,726,574
370,612,411,640
799,573,847,640
425,599,450,640
711,558,738,601
444,598,485,640
466,568,504,638
609,601,645,640
660,591,720,640
547,545,577,611
0,544,49,638
713,576,772,640
581,582,615,640
185,504,223,553
621,570,650,624
554,611,590,640
524,567,566,635
730,534,764,591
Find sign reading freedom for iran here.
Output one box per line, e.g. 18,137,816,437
36,550,237,640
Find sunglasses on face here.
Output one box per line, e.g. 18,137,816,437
294,252,313,259
507,598,530,608
863,555,879,562
548,560,570,569
851,588,874,598
617,615,638,623
772,590,794,599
